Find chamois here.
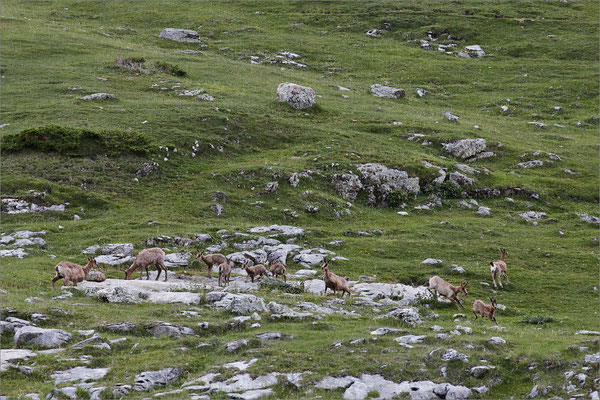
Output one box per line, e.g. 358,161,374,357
52,257,98,288
125,248,168,281
268,262,287,282
472,297,498,325
196,251,228,278
218,261,231,287
427,276,468,309
321,261,351,297
244,261,268,282
490,248,510,289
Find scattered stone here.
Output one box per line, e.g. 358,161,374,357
370,327,403,336
477,206,491,216
422,258,443,265
159,28,201,42
85,270,106,282
383,307,423,327
276,82,316,109
146,322,194,337
0,349,37,372
101,322,136,333
443,139,486,158
488,336,506,345
518,211,546,222
133,367,183,391
394,335,426,345
230,389,274,400
80,93,115,100
584,352,600,364
449,172,474,186
51,366,109,384
416,88,427,98
198,94,214,101
14,326,71,348
370,84,405,99
226,339,249,352
365,29,380,37
357,163,420,206
578,214,600,224
212,293,267,314
441,349,469,362
256,332,286,341
517,160,544,168
528,122,547,128
465,45,485,57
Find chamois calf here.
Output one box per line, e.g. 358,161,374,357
196,251,228,278
244,261,268,282
125,248,168,281
490,248,510,289
268,262,287,282
52,257,98,288
472,297,498,325
427,276,468,309
218,261,231,287
321,261,351,297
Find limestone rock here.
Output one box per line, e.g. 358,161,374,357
443,139,486,159
370,84,405,99
276,82,316,109
159,28,201,42
133,367,182,391
14,326,71,348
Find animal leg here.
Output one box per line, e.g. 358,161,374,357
491,271,497,288
497,274,503,289
283,274,286,282
472,310,478,320
155,264,162,281
504,272,510,284
52,275,62,289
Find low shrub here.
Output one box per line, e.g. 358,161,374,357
519,315,554,325
154,61,187,77
1,125,152,157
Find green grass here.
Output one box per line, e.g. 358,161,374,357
1,0,598,399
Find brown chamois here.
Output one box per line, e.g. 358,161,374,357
268,262,287,282
196,251,228,278
244,261,268,282
427,276,468,310
490,248,510,289
321,261,351,297
472,297,498,325
218,261,232,287
52,257,98,288
125,248,168,282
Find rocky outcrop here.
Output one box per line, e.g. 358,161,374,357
370,84,405,99
276,83,316,109
443,139,486,159
133,367,183,391
356,163,420,206
14,326,71,348
159,28,201,43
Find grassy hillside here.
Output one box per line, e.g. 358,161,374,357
1,1,598,399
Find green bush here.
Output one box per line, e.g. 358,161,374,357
1,125,152,157
424,180,464,199
385,190,409,207
154,61,187,77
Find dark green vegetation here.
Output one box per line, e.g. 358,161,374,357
1,1,598,399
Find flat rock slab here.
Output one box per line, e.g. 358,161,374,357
146,292,203,305
51,366,110,384
134,367,183,391
0,349,37,372
14,326,71,348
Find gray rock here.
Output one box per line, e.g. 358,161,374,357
518,211,546,222
101,322,136,333
470,365,494,378
357,163,420,206
525,384,539,398
449,172,474,186
488,336,506,345
293,252,327,266
578,214,600,224
159,28,201,42
294,269,317,277
146,322,194,337
422,258,443,265
517,160,543,168
0,349,37,372
85,270,106,282
248,225,305,236
225,339,248,352
394,334,426,345
213,293,267,314
255,332,285,341
147,292,202,305
267,301,314,320
441,349,469,362
289,173,300,187
164,252,191,267
370,84,405,99
198,93,214,101
133,367,182,391
230,389,274,400
101,243,134,256
477,206,491,216
442,111,460,122
276,82,316,109
384,307,423,326
0,248,28,258
51,366,109,384
82,245,100,255
370,327,403,336
96,286,142,303
457,51,471,58
211,204,224,216
80,93,115,100
465,45,485,57
528,122,547,128
14,326,71,348
443,139,486,159
315,376,356,390
584,352,600,364
332,173,364,201
264,181,279,193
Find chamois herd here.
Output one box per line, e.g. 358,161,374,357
51,248,510,324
